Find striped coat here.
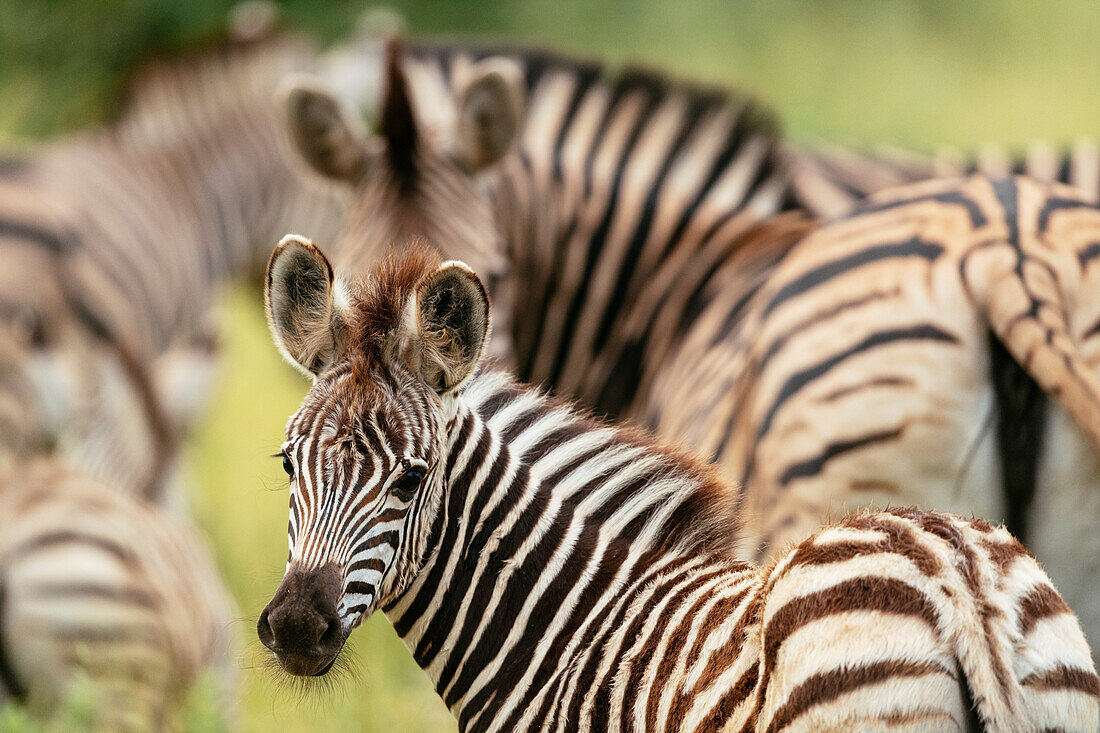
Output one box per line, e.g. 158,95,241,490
0,21,347,501
255,241,1099,731
646,174,1100,661
0,458,237,730
282,39,789,419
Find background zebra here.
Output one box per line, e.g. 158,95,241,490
0,457,237,730
0,6,348,505
645,174,1100,663
255,240,1099,731
281,39,789,420
787,138,1100,219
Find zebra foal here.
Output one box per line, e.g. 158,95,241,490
254,238,1099,731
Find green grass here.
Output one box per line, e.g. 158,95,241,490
2,1,1099,730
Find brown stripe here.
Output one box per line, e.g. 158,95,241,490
689,663,758,733
1021,665,1100,696
760,576,940,691
1018,584,1071,637
763,659,948,733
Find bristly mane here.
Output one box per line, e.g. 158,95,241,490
380,39,420,189
347,244,441,374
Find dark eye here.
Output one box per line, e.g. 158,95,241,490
282,453,294,478
391,466,425,497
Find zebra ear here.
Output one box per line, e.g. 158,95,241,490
410,262,490,394
451,58,525,172
280,75,370,182
265,235,348,378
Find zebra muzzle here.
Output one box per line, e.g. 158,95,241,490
258,562,346,676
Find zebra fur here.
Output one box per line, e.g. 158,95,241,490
0,13,348,502
256,240,1099,731
0,457,237,730
646,174,1100,663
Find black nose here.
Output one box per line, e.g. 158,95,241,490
258,563,345,676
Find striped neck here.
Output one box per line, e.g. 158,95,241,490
381,369,738,729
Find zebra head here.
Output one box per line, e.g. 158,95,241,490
278,40,523,285
258,235,489,677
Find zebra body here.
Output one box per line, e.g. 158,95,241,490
646,174,1100,661
256,240,1099,731
285,39,789,419
0,457,237,730
0,19,348,501
787,138,1100,219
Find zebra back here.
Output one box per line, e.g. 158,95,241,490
787,137,1100,218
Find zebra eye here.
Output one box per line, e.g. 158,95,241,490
391,466,426,497
282,453,294,478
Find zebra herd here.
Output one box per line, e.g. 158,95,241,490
1,3,1100,731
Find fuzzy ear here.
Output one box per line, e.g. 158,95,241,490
452,58,525,172
265,235,347,377
409,262,490,393
280,75,369,182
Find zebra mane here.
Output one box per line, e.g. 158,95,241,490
404,39,781,142
472,369,743,559
345,243,442,376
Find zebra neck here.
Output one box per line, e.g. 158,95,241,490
384,370,740,728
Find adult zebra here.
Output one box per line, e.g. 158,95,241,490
255,240,1099,731
0,457,236,730
786,138,1100,219
0,5,348,504
644,174,1100,663
281,39,789,420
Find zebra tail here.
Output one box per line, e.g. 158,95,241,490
981,250,1100,472
930,523,1028,731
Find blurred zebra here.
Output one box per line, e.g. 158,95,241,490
0,457,237,730
646,174,1100,661
787,137,1100,218
254,240,1099,731
280,39,789,419
0,5,348,503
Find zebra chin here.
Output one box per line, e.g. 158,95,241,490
257,562,349,677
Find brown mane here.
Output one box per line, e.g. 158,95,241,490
347,244,441,374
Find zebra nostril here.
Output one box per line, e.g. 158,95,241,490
257,607,276,650
318,615,342,653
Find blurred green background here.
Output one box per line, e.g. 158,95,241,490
0,1,1097,731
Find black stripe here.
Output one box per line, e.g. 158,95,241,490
848,190,989,229
592,91,725,347
547,79,666,389
756,325,958,442
0,217,68,253
778,427,905,486
760,237,943,319
1077,241,1100,270
1037,195,1095,233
